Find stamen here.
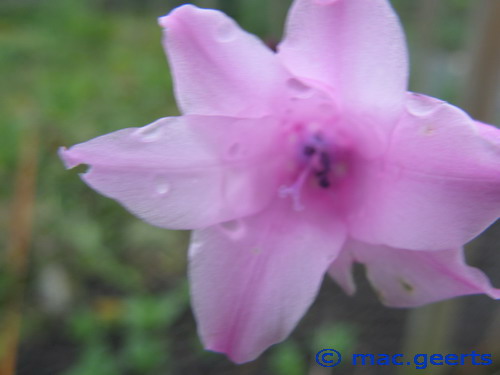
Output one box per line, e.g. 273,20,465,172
279,164,312,211
318,176,330,188
303,145,316,156
280,133,335,209
315,151,332,189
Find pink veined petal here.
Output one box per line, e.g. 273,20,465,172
159,5,289,117
346,240,500,307
349,93,500,250
278,0,408,131
189,197,346,363
59,115,284,230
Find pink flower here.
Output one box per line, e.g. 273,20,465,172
60,0,500,363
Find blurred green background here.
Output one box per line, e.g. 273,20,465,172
1,0,499,374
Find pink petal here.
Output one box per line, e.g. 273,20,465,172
327,245,356,296
476,120,500,147
348,240,500,307
349,94,500,250
278,0,408,129
159,5,288,117
59,115,284,230
189,197,346,363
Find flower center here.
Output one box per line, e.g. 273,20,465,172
279,132,337,211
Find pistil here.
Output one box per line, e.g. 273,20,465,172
279,135,334,211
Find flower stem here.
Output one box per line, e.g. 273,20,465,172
0,130,38,374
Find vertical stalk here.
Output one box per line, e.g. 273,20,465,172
459,1,500,369
398,302,460,375
460,0,500,121
409,0,443,93
0,131,38,375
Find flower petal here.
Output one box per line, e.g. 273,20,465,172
159,5,288,117
278,0,408,127
59,115,283,230
189,198,346,363
327,245,356,296
347,240,500,307
349,94,500,250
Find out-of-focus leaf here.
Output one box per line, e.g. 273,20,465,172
310,322,358,356
269,341,307,375
63,345,121,375
123,282,189,331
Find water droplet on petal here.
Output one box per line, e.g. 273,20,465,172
221,220,238,231
135,123,163,142
420,124,436,135
155,177,170,196
215,20,237,42
251,247,262,255
406,94,441,117
227,142,242,158
189,237,203,257
318,102,337,118
219,219,246,239
287,78,313,99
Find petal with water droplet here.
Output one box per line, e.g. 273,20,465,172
349,94,500,250
159,5,289,117
189,197,346,363
60,115,284,229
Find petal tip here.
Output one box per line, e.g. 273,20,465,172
158,4,199,28
489,287,500,300
208,345,258,365
58,146,78,169
157,15,168,28
58,146,89,173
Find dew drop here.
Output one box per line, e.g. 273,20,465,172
286,78,313,99
135,123,163,142
419,123,436,135
251,247,262,255
227,142,241,158
317,102,337,118
220,219,239,231
155,177,170,196
219,219,246,239
189,237,203,257
406,94,440,117
215,20,237,42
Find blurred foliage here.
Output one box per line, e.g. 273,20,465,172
0,0,190,373
0,0,493,374
63,283,188,374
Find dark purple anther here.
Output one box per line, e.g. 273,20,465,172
303,145,316,156
318,177,330,188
